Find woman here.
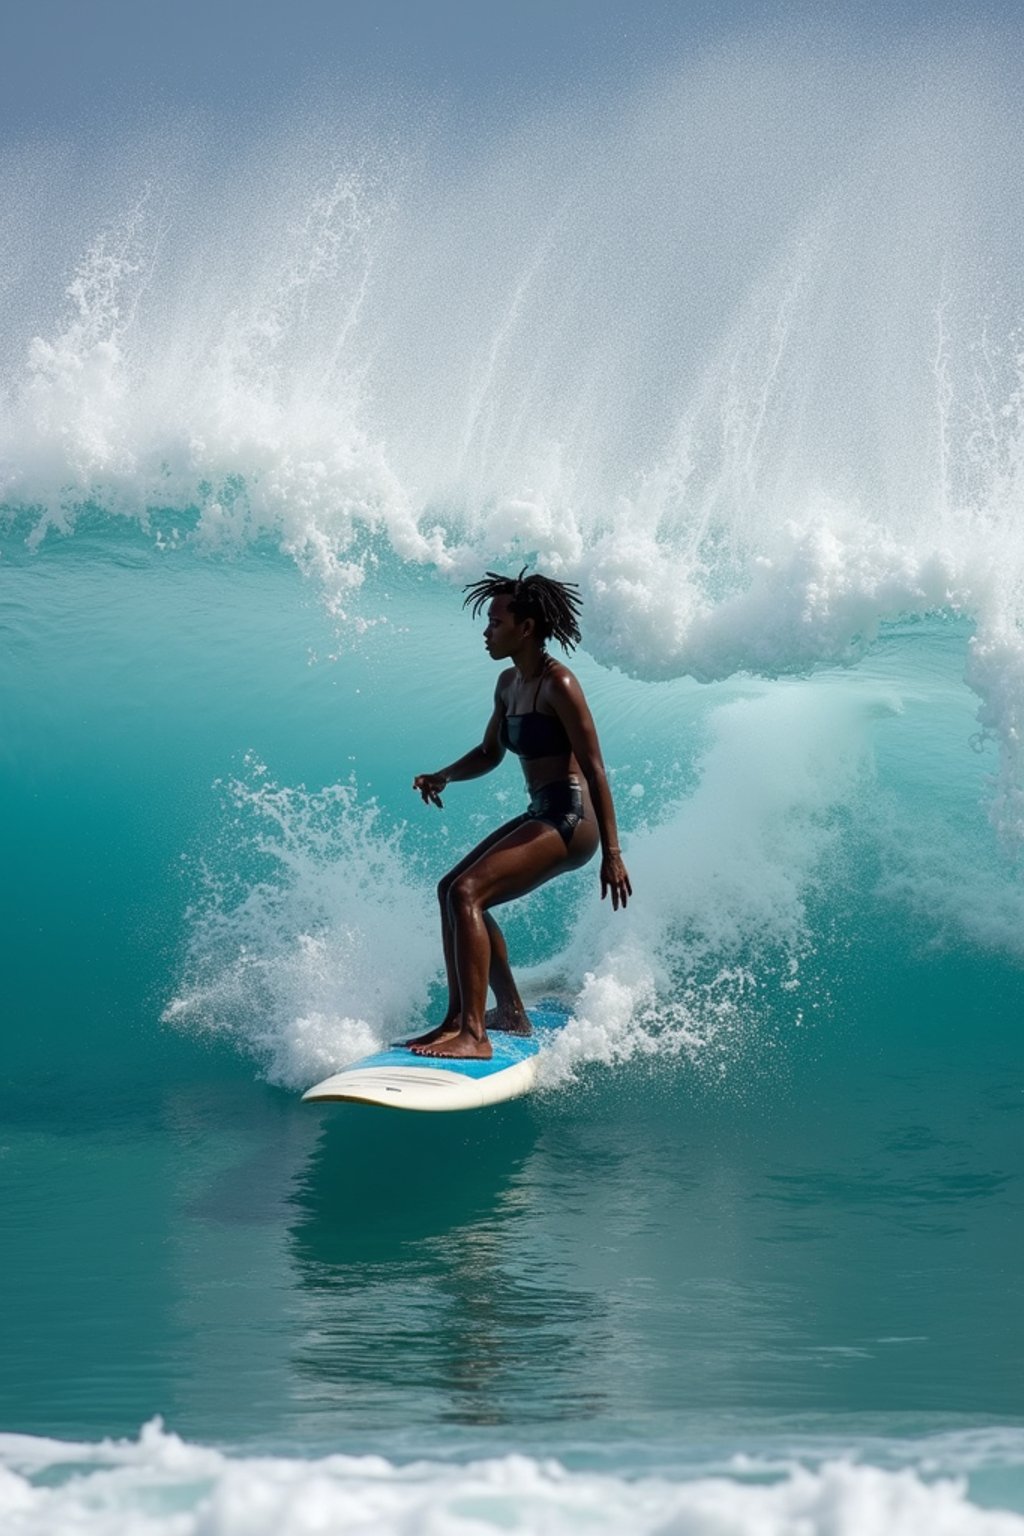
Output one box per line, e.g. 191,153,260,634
408,570,632,1060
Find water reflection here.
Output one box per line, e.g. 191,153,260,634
287,1104,609,1432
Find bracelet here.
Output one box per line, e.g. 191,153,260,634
605,845,621,854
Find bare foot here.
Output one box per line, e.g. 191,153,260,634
401,1017,460,1049
410,1028,493,1060
485,1005,532,1036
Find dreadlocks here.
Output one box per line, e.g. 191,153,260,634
462,567,583,652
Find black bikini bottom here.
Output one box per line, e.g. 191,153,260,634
516,778,585,848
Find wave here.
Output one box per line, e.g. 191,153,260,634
2,1419,1023,1535
4,36,1024,842
154,657,1023,1092
160,680,879,1087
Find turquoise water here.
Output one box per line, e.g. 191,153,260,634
3,536,1023,1530
3,32,1024,1534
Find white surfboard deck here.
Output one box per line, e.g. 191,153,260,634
302,1004,568,1112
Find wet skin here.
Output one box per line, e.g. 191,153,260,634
408,595,632,1060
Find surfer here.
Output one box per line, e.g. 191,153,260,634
407,570,631,1060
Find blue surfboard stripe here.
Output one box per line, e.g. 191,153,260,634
362,1003,569,1080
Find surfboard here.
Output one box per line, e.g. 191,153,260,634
301,1003,568,1112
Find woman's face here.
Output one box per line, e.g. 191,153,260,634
483,596,531,659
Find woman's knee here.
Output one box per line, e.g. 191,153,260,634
448,873,484,915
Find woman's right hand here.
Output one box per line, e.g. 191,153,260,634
600,850,633,911
413,771,449,809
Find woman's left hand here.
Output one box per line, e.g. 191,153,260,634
601,851,632,911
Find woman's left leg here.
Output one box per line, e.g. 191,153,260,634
410,816,596,1059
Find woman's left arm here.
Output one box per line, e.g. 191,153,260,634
550,672,633,911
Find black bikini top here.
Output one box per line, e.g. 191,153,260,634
500,659,572,760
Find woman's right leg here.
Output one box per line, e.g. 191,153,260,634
403,814,527,1047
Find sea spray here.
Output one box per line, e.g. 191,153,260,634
537,683,878,1084
163,759,438,1087
160,680,884,1091
4,40,1024,841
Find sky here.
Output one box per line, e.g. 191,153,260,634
3,0,1022,141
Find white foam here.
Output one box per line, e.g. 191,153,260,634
966,621,1024,848
163,759,438,1088
161,682,883,1091
4,38,1024,840
537,683,879,1084
0,1420,1022,1536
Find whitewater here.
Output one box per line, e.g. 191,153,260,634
2,27,1023,1535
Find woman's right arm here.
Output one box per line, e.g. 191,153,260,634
413,678,507,808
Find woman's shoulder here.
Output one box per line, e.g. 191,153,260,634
544,656,577,685
494,666,516,701
542,657,582,701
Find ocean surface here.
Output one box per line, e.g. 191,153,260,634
2,31,1024,1534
